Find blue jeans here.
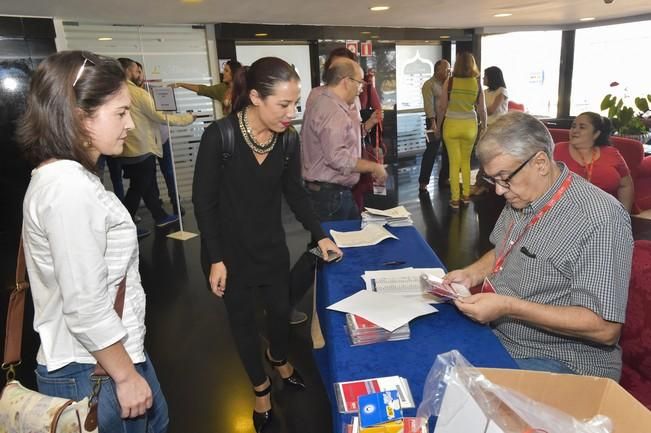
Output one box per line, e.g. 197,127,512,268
307,187,360,222
35,354,168,433
514,357,577,375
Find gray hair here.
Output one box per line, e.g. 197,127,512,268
476,112,555,164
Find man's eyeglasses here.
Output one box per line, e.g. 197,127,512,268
347,76,365,87
72,56,95,88
481,152,538,189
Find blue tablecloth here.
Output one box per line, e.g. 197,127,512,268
313,221,518,432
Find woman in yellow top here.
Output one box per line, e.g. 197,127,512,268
437,52,487,208
170,60,242,115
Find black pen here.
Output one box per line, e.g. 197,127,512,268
382,261,406,266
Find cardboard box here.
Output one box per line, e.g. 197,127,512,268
479,368,651,433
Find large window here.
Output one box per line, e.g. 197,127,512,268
481,31,562,117
571,20,651,116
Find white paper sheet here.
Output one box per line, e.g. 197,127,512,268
330,224,399,248
434,379,497,433
326,290,438,332
364,206,411,218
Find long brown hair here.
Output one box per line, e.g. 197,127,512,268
17,50,126,172
452,52,480,78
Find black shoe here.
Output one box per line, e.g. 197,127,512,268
252,380,273,433
265,350,306,390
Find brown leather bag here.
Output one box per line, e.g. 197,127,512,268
1,237,125,433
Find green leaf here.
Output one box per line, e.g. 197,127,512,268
635,97,649,112
600,94,613,111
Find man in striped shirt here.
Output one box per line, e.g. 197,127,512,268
445,112,633,380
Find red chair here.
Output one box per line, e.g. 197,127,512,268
547,128,569,144
611,136,651,212
507,100,525,112
620,240,651,409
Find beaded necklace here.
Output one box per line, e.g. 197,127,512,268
237,107,278,154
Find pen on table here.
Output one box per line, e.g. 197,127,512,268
382,261,406,266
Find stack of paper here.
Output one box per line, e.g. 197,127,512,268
362,206,413,228
330,224,398,248
333,375,415,414
346,313,410,346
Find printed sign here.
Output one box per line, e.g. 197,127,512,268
152,86,178,112
346,40,359,55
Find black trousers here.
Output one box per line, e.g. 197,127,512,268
123,155,166,221
419,118,449,186
222,278,290,387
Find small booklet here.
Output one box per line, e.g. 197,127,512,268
358,390,403,428
334,376,414,414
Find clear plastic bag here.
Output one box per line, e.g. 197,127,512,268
416,350,613,433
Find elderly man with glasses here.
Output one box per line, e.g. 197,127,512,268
444,111,633,381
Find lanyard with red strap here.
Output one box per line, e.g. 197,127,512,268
584,149,596,182
492,174,573,274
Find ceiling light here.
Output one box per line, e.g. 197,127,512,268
440,35,450,39
361,31,372,35
371,35,380,39
370,6,390,11
494,13,512,17
255,33,268,37
580,17,595,21
97,37,112,41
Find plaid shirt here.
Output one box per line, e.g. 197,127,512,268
489,163,633,380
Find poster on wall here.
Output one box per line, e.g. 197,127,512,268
346,40,359,56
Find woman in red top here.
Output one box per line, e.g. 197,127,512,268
554,112,634,212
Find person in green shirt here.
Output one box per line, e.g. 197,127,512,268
170,60,242,115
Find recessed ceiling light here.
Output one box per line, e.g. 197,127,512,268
440,35,450,39
370,6,390,11
255,33,268,37
580,17,595,21
361,31,372,35
98,37,113,41
494,13,512,17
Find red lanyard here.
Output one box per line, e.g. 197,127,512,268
584,149,596,182
375,116,384,164
492,174,573,274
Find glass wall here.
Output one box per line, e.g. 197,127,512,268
571,20,651,116
481,31,562,117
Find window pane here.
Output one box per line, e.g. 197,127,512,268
481,31,562,117
571,20,651,116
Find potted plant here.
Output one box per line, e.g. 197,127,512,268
601,89,651,143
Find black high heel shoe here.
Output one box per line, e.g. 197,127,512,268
265,350,306,390
252,380,273,433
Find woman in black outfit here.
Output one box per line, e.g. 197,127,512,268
192,57,341,433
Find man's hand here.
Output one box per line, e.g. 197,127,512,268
444,269,476,290
453,293,512,324
209,262,227,297
372,163,388,183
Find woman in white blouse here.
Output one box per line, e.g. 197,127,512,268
17,51,168,433
483,66,509,125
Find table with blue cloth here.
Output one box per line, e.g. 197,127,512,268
313,220,518,432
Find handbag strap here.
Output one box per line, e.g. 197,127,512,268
3,236,126,379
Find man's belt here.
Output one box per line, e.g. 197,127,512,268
305,180,350,192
